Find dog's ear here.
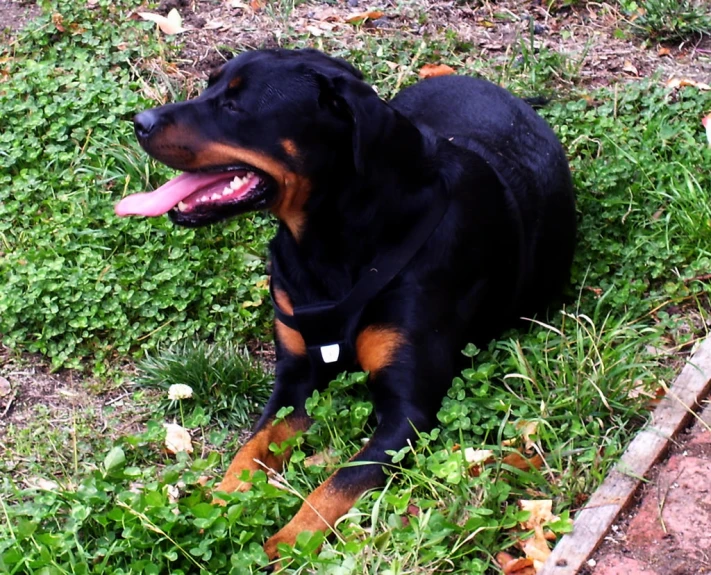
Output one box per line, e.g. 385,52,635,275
315,73,387,175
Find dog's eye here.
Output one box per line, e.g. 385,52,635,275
223,100,240,113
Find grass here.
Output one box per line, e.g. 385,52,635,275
1,0,711,573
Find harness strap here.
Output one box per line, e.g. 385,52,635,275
271,193,450,367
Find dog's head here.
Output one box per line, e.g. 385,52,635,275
116,49,388,236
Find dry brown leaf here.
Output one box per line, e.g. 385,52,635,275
515,500,560,571
164,422,193,454
514,420,539,451
419,63,455,79
250,0,264,10
666,77,711,91
52,13,65,32
346,10,384,24
657,46,671,57
622,60,639,76
502,451,544,471
496,552,536,575
139,8,186,34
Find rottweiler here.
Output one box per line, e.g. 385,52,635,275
116,48,576,560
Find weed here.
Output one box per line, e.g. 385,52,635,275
135,340,272,429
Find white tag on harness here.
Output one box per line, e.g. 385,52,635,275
320,344,340,364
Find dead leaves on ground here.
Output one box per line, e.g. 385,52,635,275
461,422,568,573
418,63,456,79
495,500,562,574
464,420,544,477
138,8,186,35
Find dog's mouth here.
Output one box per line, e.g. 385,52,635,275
114,167,276,226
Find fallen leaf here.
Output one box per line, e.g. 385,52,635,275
419,63,455,79
164,422,193,454
515,420,539,451
52,12,65,32
346,9,384,24
703,114,711,147
496,552,536,575
250,0,264,10
502,451,544,471
306,25,324,37
0,376,10,398
464,448,494,464
622,60,639,76
666,77,711,91
657,46,671,57
138,8,186,35
515,500,560,570
26,477,60,491
204,20,228,30
166,483,181,503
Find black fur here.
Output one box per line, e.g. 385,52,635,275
131,47,576,547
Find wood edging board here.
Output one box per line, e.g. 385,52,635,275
539,336,711,575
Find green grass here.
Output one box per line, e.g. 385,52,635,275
1,0,711,573
627,0,711,42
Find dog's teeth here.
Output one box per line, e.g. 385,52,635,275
177,201,187,212
222,188,232,196
211,193,221,201
230,177,244,189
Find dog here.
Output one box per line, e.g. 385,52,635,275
116,48,576,560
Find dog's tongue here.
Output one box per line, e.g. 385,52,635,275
115,172,231,217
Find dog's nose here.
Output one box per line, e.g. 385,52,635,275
133,110,159,140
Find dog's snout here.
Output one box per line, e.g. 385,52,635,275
133,110,159,140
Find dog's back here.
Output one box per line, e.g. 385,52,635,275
391,75,576,317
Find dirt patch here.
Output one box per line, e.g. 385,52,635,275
147,0,710,89
0,0,40,37
0,346,144,444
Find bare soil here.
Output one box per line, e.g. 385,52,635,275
156,0,710,88
0,0,39,36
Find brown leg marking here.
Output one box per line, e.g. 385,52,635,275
356,325,406,375
273,287,306,356
263,475,361,559
216,416,309,495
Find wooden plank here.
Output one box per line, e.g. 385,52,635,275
539,336,711,575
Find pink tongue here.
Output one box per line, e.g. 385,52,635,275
115,172,233,217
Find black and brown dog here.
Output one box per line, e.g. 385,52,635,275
116,48,576,559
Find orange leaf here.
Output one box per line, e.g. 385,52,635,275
657,46,671,57
419,63,455,79
250,0,265,11
501,451,544,471
496,552,536,575
345,10,384,24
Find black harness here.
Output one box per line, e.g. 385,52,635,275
270,194,450,371
269,141,528,373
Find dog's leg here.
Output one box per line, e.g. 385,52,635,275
262,398,429,558
264,326,434,559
